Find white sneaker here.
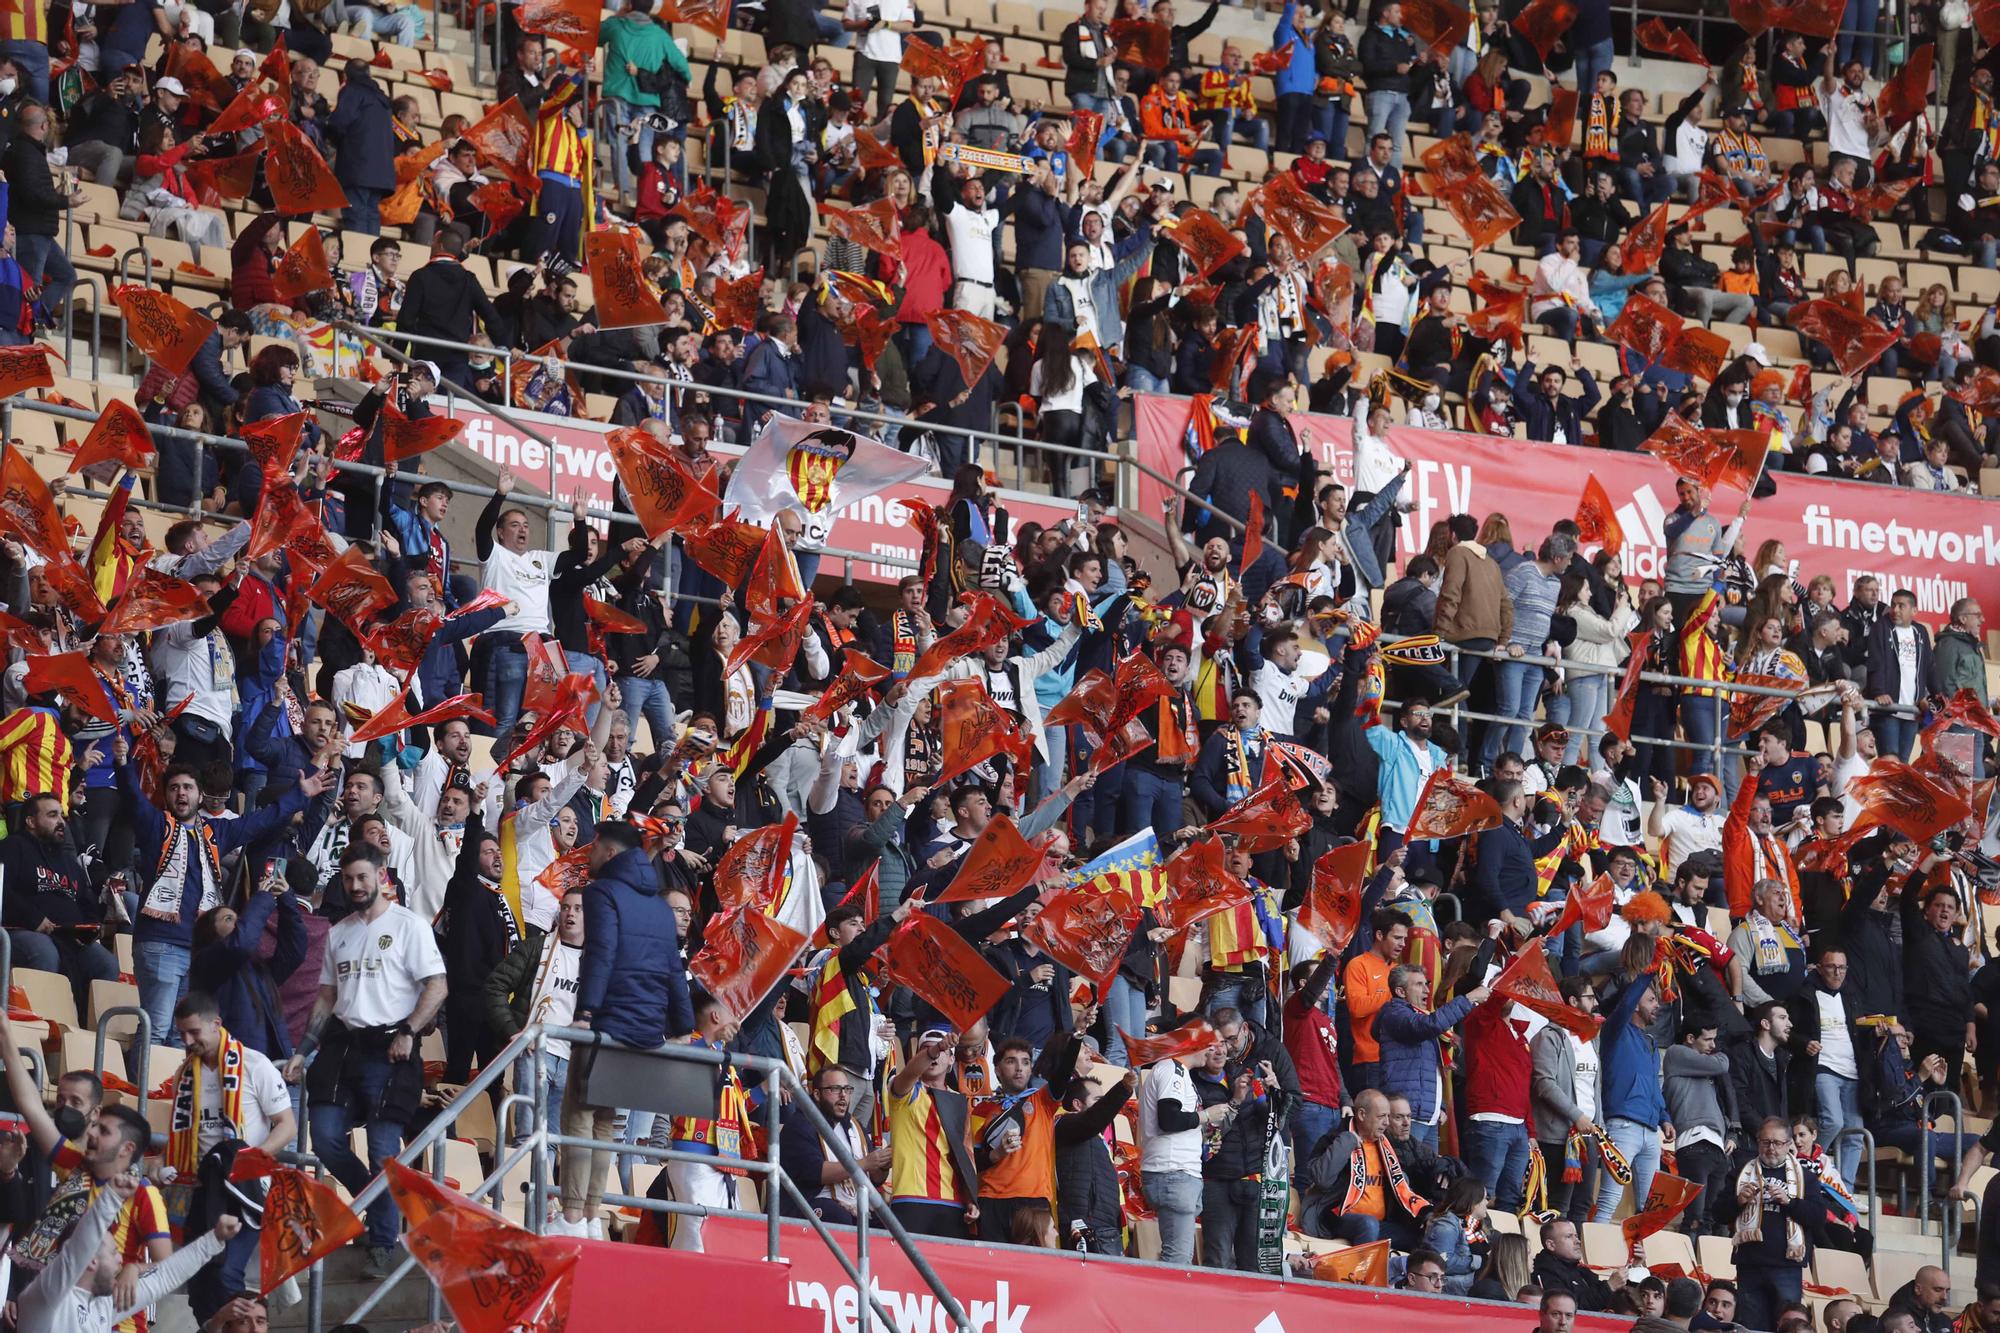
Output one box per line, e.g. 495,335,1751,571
545,1213,590,1238
587,1218,607,1241
1854,1197,1871,1215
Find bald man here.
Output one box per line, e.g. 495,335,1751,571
1298,1088,1426,1247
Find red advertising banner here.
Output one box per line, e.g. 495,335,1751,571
702,1216,1629,1332
1133,394,2000,626
446,401,1079,587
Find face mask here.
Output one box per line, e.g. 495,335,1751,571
1423,393,1441,410
0,78,19,97
50,1104,85,1142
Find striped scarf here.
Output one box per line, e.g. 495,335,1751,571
1713,129,1767,177
167,1029,245,1175
141,816,223,922
1343,1136,1428,1217
1584,93,1618,159
1733,1155,1808,1260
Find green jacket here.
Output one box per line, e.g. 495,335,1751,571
602,14,683,107
483,930,549,1039
1934,627,1989,703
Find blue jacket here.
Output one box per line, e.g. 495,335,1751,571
1375,993,1477,1122
416,604,505,714
1012,184,1066,271
1272,0,1317,97
739,339,801,417
244,700,316,806
327,73,398,193
234,627,288,779
186,889,307,1058
1047,217,1155,349
1600,972,1667,1127
384,502,460,610
1339,468,1406,591
1511,362,1601,445
577,845,695,1047
190,331,240,406
121,771,312,947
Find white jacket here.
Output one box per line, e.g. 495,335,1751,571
18,1188,223,1333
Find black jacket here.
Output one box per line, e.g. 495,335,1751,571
1785,979,1863,1110
1866,619,1941,706
1357,23,1416,96
1533,1249,1614,1312
1722,1159,1826,1268
399,256,506,354
1054,1080,1133,1246
1727,1038,1792,1139
2,134,73,237
1060,19,1112,99
1902,866,1974,1046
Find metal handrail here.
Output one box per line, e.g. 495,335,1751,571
91,1005,152,1113
334,321,1248,534
336,1021,972,1333
1829,1125,1879,1239
1922,1088,1966,1261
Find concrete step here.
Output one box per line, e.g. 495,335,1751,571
267,1247,438,1329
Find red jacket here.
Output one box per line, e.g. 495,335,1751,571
219,571,284,643
231,212,281,311
1283,988,1343,1110
1462,1003,1533,1120
896,225,952,327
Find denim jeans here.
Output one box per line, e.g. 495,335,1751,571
1120,766,1185,847
1839,0,1880,68
1032,725,1068,807
1408,1121,1440,1150
1876,713,1918,760
1073,92,1114,116
341,187,384,236
488,642,529,739
190,1223,262,1325
1203,971,1268,1028
1736,1264,1805,1333
1680,691,1723,776
619,673,675,753
617,1108,657,1194
309,1047,410,1248
510,1051,566,1144
1817,1070,1863,1189
564,649,608,727
135,937,191,1047
1364,91,1411,171
1125,366,1169,395
1574,38,1615,99
1463,1118,1532,1210
16,233,74,324
603,98,659,202
1103,973,1150,1065
1142,1169,1202,1263
1291,1099,1337,1161
1563,671,1609,764
1591,1116,1662,1222
1485,657,1543,766
1217,109,1271,155
1311,100,1350,158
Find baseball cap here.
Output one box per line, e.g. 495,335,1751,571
156,76,187,96
1744,342,1772,366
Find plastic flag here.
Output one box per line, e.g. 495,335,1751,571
932,813,1043,903
925,308,1008,388
99,567,208,635
605,427,723,538
1164,209,1247,281
1154,836,1253,931
689,903,809,1025
271,227,334,303
584,230,669,329
1297,840,1371,952
69,400,155,474
878,913,1013,1032
114,286,215,375
1406,768,1504,840
264,122,348,214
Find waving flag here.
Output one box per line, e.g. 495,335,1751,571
722,416,930,549
1059,827,1166,908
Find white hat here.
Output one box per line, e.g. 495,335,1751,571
413,359,441,384
1743,342,1771,366
235,47,257,63
156,76,187,97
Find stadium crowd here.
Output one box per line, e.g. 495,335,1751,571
0,0,1996,1329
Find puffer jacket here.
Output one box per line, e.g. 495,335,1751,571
1374,993,1477,1123
577,845,695,1047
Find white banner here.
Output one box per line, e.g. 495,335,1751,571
720,415,933,551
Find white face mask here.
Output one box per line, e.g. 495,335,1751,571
0,78,19,97
1423,393,1441,410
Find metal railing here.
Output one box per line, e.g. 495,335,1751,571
332,1022,972,1333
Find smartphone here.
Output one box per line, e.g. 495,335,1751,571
264,857,289,888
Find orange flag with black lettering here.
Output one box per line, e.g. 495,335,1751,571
1549,872,1618,938
1849,757,1975,844
932,813,1043,904
70,400,156,474
1492,937,1602,1038
270,226,333,303
1206,776,1312,853
605,428,722,538
906,591,1036,683
1024,882,1141,988
745,524,808,617
1165,209,1247,281
584,230,669,329
306,546,398,631
804,650,891,723
1296,840,1371,952
689,904,810,1024
21,652,117,723
463,97,537,194
821,199,904,261
1406,768,1505,841
382,1158,502,1226
240,410,308,475
1622,1174,1703,1251
1155,836,1252,931
1312,1239,1391,1286
517,0,600,52
0,446,74,562
0,344,61,397
258,1167,363,1295
681,514,767,587
933,677,1034,787
380,399,466,463
349,692,495,746
264,122,349,214
1574,473,1623,556
114,286,215,374
1045,668,1119,737
713,810,797,912
878,913,1013,1032
723,596,815,677
404,1199,581,1333
926,308,1007,388
100,567,208,635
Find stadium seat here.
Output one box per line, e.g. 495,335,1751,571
13,968,79,1033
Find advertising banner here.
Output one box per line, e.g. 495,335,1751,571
705,1215,1628,1333
445,403,1079,586
1133,395,2000,626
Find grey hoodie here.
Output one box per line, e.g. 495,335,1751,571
1662,1043,1737,1145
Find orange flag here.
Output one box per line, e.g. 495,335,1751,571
403,1199,581,1333
244,477,321,562
660,0,731,39
1205,777,1312,853
1165,209,1247,281
1297,840,1372,952
1492,937,1602,1038
1621,201,1673,274
1240,489,1265,575
1401,0,1473,55
907,591,1036,683
878,912,1013,1032
1117,1019,1222,1068
1154,836,1252,931
1925,687,2000,740
207,84,287,136
240,410,308,475
812,861,880,948
722,596,816,677
1791,298,1900,377
584,229,669,329
270,227,333,303
1880,46,1932,130
68,400,155,474
100,567,208,635
493,674,602,770
1419,134,1522,252
1247,171,1349,261
933,677,1034,787
114,285,215,374
1024,882,1141,988
306,546,398,631
744,523,808,617
714,810,798,912
382,1158,502,1226
1513,0,1577,61
463,97,538,194
21,652,118,723
804,650,892,723
1727,673,1804,737
0,446,75,562
582,593,648,657
534,847,592,898
260,1167,363,1295
517,0,599,51
1606,291,1684,365
605,428,722,538
681,514,767,587
1622,1174,1704,1251
264,122,348,214
821,199,904,261
1662,326,1733,383
1068,110,1103,178
932,813,1043,903
1549,872,1618,938
1406,768,1504,841
689,903,810,1023
1109,18,1171,68
1574,474,1623,556
1541,83,1580,151
1601,628,1654,743
519,633,571,721
349,693,495,746
851,127,902,170
380,399,466,463
925,308,1007,387
0,344,61,397
1046,668,1119,737
1312,1239,1392,1286
1636,16,1709,63
187,147,262,206
1849,757,1975,844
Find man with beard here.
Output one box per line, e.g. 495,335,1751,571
1727,1116,1830,1329
287,844,448,1277
1362,695,1450,864
1122,639,1198,844
780,1063,891,1224
0,792,120,1013
300,768,420,904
